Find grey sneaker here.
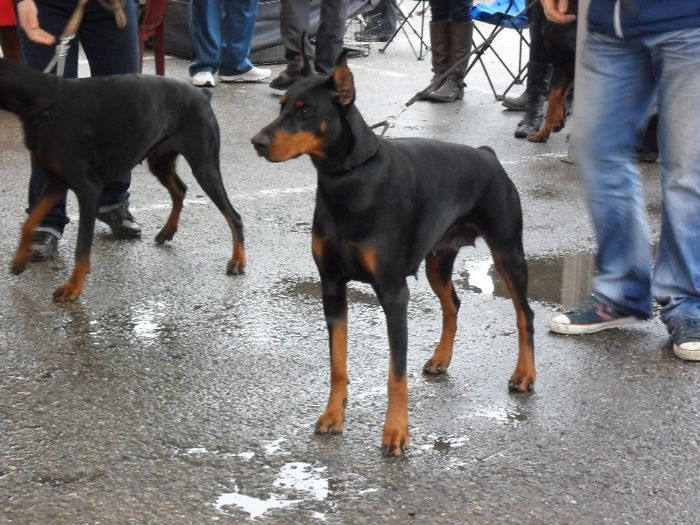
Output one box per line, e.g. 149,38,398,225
548,294,638,335
97,204,142,239
29,231,59,262
671,318,700,361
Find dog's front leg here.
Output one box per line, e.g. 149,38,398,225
53,182,100,302
376,281,410,457
315,275,349,435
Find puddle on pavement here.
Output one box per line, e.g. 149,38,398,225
215,461,329,521
458,250,597,308
280,250,599,309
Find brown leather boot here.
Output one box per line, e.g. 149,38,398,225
427,21,473,102
419,20,451,100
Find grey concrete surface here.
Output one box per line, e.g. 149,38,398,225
1,25,699,525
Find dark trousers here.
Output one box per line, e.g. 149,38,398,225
280,0,348,75
18,0,139,235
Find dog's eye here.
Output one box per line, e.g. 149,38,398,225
298,106,312,118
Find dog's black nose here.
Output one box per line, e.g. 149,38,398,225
251,133,270,156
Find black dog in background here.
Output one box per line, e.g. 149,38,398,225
0,57,246,301
528,0,578,142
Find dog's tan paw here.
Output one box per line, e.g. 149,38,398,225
53,283,82,303
315,410,344,434
382,422,409,457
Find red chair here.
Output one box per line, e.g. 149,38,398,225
139,0,168,75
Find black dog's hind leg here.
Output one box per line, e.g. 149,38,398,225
485,235,535,392
188,161,246,275
528,64,574,143
423,249,461,375
148,150,187,244
315,273,349,435
53,177,101,302
11,176,66,275
375,280,410,457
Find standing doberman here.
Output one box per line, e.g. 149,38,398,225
252,52,535,457
0,57,246,301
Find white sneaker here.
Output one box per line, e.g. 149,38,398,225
219,66,272,83
191,71,215,88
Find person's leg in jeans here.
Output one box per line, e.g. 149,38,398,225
19,1,81,252
314,0,348,75
219,0,256,75
77,0,141,238
189,0,221,82
650,28,700,355
575,32,656,319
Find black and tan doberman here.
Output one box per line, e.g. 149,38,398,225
0,58,246,301
252,52,535,457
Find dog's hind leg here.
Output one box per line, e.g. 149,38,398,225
53,179,101,302
189,162,246,275
528,65,572,143
11,176,65,275
423,249,460,375
148,151,187,244
485,236,535,392
375,280,410,457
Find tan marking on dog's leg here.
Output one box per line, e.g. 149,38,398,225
11,192,62,274
316,321,348,434
382,360,409,457
53,254,91,302
423,252,458,375
492,255,535,392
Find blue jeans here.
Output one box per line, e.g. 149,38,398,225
189,0,259,76
19,0,139,236
574,29,700,331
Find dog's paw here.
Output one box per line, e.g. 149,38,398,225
315,410,344,434
527,129,550,143
382,423,409,458
10,259,27,275
422,357,449,375
53,283,82,303
155,228,176,244
508,371,535,393
226,258,246,276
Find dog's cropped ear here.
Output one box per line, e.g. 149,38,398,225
331,50,355,107
300,32,312,77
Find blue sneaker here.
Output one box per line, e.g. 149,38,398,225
548,294,638,335
671,318,700,361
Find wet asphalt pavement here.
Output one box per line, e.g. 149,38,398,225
2,27,700,524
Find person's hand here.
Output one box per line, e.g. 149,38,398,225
16,0,55,45
540,0,577,24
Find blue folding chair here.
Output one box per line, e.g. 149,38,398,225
466,0,530,100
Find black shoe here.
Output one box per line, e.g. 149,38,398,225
97,204,142,239
29,231,59,262
269,69,300,91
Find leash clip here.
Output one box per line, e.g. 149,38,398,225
43,34,75,76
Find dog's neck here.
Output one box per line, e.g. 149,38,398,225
0,58,61,121
312,104,381,175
